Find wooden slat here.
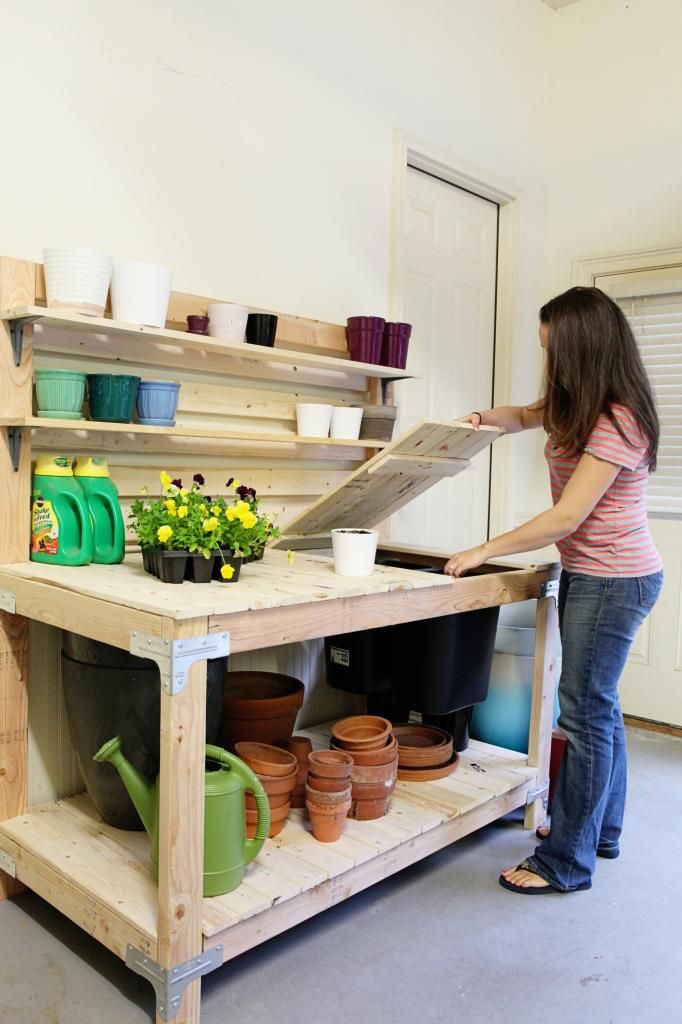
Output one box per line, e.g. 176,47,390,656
525,594,560,829
277,420,500,539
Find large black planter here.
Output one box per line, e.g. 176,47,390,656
61,632,227,829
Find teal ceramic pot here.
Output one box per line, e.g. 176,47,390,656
34,369,86,414
87,374,141,423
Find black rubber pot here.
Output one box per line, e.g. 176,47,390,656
61,633,227,829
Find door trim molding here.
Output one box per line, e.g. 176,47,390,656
572,244,682,285
389,131,523,540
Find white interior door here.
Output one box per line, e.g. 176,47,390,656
391,167,498,553
597,267,682,727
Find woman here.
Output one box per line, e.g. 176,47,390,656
445,286,663,895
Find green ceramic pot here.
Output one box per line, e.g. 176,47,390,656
87,374,141,423
34,369,86,415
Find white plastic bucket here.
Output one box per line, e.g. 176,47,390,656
330,406,363,440
296,403,333,438
331,528,378,577
43,247,113,317
207,303,248,342
111,261,173,328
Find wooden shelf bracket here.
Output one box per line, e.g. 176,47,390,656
126,943,224,1022
130,630,230,696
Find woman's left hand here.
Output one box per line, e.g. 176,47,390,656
444,544,488,577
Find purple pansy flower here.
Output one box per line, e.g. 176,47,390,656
193,473,205,485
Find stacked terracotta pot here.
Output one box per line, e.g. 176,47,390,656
220,671,304,750
306,750,353,842
330,716,398,820
235,742,298,837
286,735,312,808
393,724,458,781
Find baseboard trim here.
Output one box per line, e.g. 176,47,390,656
624,715,682,739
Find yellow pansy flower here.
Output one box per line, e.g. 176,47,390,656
157,525,173,543
177,505,188,519
160,471,172,490
203,517,219,532
239,510,257,529
211,506,222,516
164,499,176,511
220,564,235,580
167,506,177,517
199,504,207,516
287,550,295,565
236,501,249,513
231,479,240,489
226,506,237,521
179,488,188,497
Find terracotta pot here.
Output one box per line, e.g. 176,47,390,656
291,792,306,809
307,799,352,842
246,800,291,838
351,780,396,801
286,735,313,761
350,756,399,785
305,784,352,806
308,749,353,779
330,735,398,766
349,796,391,820
220,671,304,749
393,724,453,766
307,774,352,794
234,741,298,777
257,767,298,796
245,790,289,810
331,715,392,751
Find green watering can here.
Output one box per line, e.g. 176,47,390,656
94,736,270,897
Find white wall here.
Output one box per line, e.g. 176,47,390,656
1,0,552,330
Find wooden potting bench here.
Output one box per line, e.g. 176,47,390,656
0,256,559,1023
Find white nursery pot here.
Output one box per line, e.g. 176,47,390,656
43,246,113,317
330,406,363,440
296,403,333,438
207,303,249,342
331,528,379,577
111,261,173,328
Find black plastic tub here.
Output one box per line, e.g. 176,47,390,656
61,633,227,829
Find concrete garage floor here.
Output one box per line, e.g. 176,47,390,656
0,727,680,1024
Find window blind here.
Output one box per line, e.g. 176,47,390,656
616,292,682,514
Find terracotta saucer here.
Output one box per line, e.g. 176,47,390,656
396,751,460,782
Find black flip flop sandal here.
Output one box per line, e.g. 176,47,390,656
498,863,591,895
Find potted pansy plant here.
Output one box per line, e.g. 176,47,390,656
226,478,281,562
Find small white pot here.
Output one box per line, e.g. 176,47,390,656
111,261,173,328
43,246,113,317
330,406,363,440
296,403,333,438
207,303,249,342
331,528,378,577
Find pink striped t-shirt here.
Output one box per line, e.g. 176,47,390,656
545,405,663,577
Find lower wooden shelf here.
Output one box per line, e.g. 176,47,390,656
0,738,535,967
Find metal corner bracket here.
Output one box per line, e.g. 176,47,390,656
129,630,230,695
6,427,22,472
539,579,559,600
126,944,223,1022
8,315,40,367
526,782,549,809
0,849,17,877
0,589,16,614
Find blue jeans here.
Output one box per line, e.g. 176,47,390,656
527,569,663,891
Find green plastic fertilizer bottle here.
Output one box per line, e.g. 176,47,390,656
74,456,125,564
31,455,93,565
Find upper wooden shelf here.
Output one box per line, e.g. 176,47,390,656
2,305,415,382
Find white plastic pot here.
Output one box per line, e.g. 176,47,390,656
331,528,378,577
296,403,333,438
330,406,363,440
207,303,249,342
111,261,173,328
43,246,113,317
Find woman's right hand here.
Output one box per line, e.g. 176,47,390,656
458,411,484,430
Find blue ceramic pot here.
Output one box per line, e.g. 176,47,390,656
136,381,180,426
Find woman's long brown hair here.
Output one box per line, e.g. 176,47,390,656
540,286,659,470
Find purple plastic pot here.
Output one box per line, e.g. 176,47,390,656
347,316,385,332
348,332,383,364
381,335,409,369
384,322,412,339
187,315,209,335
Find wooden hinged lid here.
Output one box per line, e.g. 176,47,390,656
275,419,501,545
